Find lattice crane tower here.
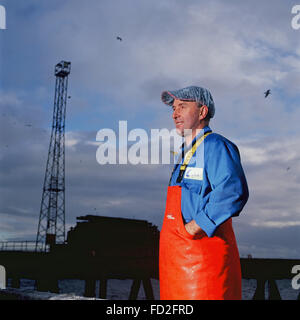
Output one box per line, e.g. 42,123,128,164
35,61,71,252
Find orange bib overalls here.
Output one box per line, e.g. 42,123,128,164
159,133,242,300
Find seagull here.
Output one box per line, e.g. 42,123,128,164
116,36,122,41
264,89,271,98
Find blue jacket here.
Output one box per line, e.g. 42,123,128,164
169,126,249,237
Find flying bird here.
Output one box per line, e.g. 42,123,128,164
116,36,122,41
264,89,271,98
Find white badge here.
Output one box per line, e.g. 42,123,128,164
184,167,203,181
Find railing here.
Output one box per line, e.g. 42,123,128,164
0,241,38,252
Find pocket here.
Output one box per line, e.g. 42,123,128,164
180,224,196,239
177,212,196,240
182,178,203,194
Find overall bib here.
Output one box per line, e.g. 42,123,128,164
159,133,242,300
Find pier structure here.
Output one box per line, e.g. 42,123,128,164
0,217,299,299
0,215,160,300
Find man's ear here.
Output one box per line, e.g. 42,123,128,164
199,105,209,120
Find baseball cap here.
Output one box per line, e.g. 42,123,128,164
161,85,215,118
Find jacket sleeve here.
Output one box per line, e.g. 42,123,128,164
194,138,249,237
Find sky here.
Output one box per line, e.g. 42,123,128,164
0,0,300,259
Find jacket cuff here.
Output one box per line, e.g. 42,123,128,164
194,211,216,237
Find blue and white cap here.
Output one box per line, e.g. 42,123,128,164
161,85,215,118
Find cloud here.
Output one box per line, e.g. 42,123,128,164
4,1,299,108
250,221,300,228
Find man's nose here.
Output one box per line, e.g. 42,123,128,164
172,107,179,119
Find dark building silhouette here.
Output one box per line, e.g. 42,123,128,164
66,215,160,279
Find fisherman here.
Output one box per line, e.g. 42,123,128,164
159,86,249,300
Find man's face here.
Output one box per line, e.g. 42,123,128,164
172,99,201,137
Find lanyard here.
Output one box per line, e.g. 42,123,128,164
170,131,212,184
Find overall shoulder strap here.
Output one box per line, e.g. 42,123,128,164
176,131,212,183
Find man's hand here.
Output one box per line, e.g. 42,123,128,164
185,220,206,238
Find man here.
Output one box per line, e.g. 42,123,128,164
159,86,249,300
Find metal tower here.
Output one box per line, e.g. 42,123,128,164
35,61,71,252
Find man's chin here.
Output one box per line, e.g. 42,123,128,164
175,127,185,136
175,127,193,137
